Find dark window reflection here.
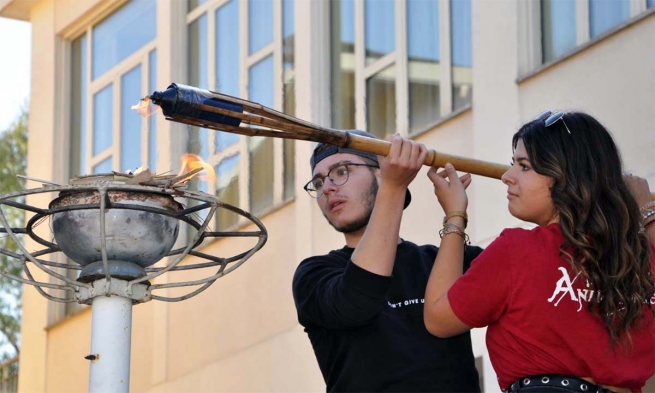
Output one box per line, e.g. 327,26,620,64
330,0,356,130
366,64,396,139
408,0,441,133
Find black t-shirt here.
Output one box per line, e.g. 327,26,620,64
292,240,484,392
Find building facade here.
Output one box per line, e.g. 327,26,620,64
1,0,654,391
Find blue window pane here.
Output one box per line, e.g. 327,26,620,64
451,0,472,67
92,0,156,80
249,56,274,107
365,0,395,64
649,0,655,8
188,15,210,160
121,65,142,172
340,0,355,44
249,0,273,54
216,154,240,190
216,134,240,153
189,15,208,89
283,0,294,39
199,129,209,159
408,0,439,61
248,55,274,213
330,0,355,129
148,50,157,171
541,0,576,62
589,0,630,38
408,0,440,133
216,1,240,97
283,0,295,117
93,157,113,174
71,34,87,176
93,84,113,155
451,0,472,111
215,154,240,228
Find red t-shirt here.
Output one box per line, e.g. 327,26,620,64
448,224,655,392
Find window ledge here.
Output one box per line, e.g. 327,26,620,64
517,8,655,84
409,104,473,140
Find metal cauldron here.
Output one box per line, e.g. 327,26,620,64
50,190,182,269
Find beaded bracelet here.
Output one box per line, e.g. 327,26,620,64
439,223,471,245
643,209,655,222
640,201,655,213
443,211,468,228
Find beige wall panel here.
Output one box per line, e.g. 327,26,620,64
147,325,322,392
128,301,156,393
518,16,655,178
470,0,524,242
166,205,302,380
44,311,91,392
19,0,57,392
53,0,104,34
43,293,157,392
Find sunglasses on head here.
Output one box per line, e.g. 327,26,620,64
534,110,571,134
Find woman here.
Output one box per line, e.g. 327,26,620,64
423,111,655,393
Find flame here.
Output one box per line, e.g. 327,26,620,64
178,154,216,183
132,96,160,118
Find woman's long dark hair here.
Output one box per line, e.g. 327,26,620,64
513,112,654,348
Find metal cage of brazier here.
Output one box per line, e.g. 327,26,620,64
0,176,267,392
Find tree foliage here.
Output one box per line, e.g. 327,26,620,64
0,106,28,359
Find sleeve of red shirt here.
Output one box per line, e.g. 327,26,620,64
448,229,520,328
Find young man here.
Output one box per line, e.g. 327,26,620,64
292,131,483,392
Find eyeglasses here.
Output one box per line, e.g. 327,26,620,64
304,163,379,198
534,110,571,134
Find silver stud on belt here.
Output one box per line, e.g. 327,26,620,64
562,379,570,386
523,378,531,385
581,384,588,391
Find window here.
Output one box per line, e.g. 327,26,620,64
67,0,158,317
451,0,473,112
536,0,647,66
186,0,296,227
330,0,356,130
541,0,576,63
70,0,158,178
330,0,473,137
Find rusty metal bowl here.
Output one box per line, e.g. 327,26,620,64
50,190,182,268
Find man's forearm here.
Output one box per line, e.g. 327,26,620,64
351,183,406,276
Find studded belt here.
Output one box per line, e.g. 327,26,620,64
505,375,616,393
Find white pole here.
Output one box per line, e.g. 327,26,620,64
88,295,132,393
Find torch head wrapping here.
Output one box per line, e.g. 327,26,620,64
150,83,244,127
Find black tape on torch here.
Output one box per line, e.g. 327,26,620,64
150,83,243,127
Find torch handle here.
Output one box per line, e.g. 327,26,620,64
347,134,655,200
347,133,509,179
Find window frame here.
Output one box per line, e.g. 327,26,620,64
332,0,470,137
519,0,651,77
51,0,160,323
186,0,294,226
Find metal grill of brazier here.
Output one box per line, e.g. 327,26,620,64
0,175,267,392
